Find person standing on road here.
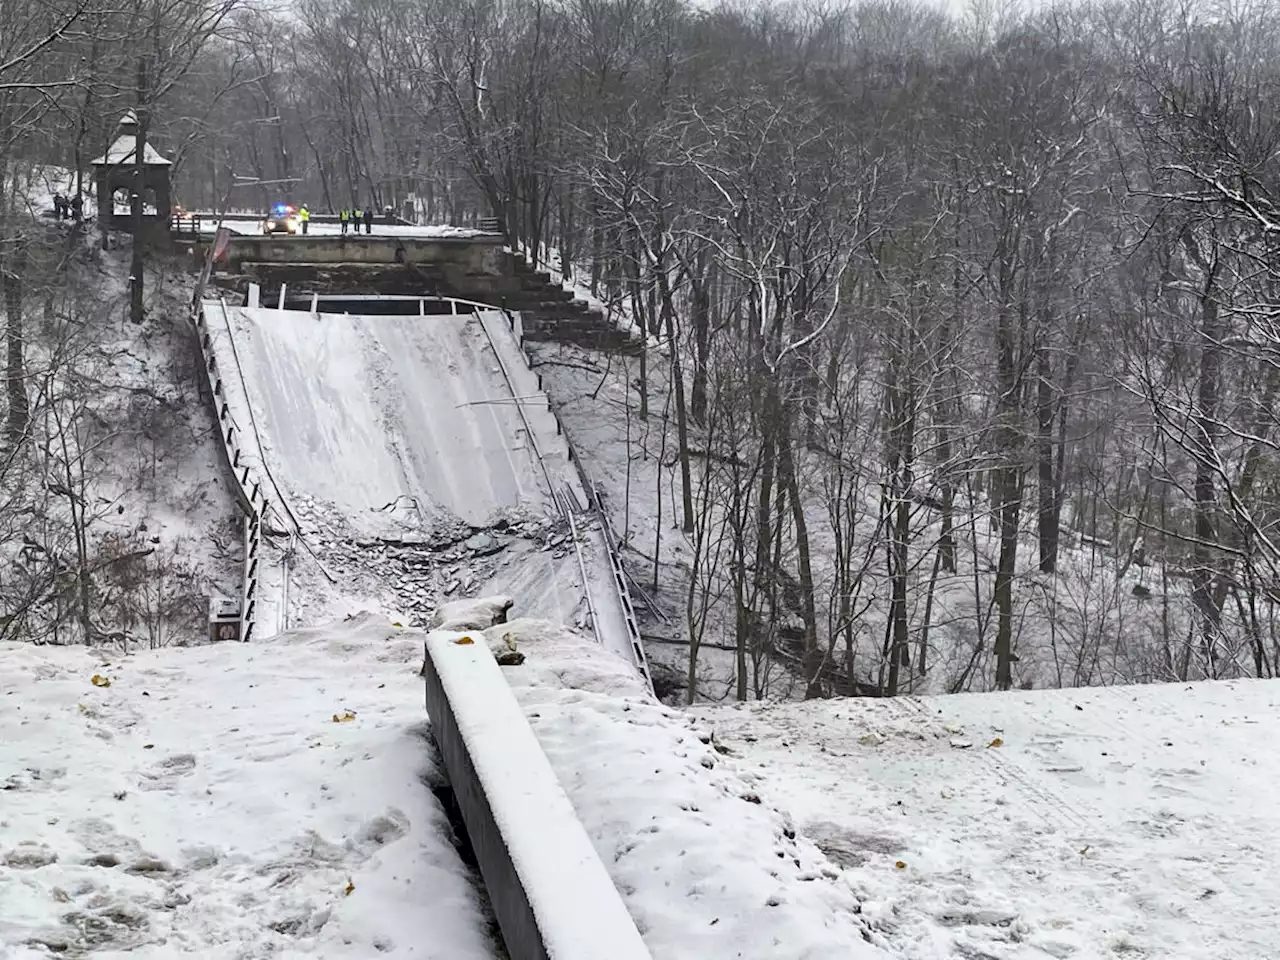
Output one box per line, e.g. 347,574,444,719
339,207,350,235
353,207,363,235
362,207,373,235
299,204,310,235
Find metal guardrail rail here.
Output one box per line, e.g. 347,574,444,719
189,236,268,642
553,419,655,692
474,307,654,691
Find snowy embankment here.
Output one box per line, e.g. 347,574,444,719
0,617,499,959
491,616,889,959
697,682,1280,960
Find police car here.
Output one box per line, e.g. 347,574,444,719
262,203,301,235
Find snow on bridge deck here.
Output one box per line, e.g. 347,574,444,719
195,216,489,239
222,305,548,528
201,301,639,670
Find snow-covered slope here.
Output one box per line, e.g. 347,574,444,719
0,616,499,958
696,681,1280,960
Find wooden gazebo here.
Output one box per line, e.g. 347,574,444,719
91,111,172,232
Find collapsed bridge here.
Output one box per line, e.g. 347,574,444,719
189,231,655,957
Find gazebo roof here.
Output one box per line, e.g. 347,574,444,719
91,113,172,166
91,135,172,167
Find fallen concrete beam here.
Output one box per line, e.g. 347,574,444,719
422,631,652,960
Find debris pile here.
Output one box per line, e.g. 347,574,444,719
282,493,578,627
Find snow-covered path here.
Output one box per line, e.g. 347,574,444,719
699,680,1280,960
0,619,499,959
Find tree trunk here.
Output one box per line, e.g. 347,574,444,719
779,423,822,698
1036,344,1059,572
993,293,1022,690
3,238,28,446
1192,276,1223,670
690,249,710,426
885,353,916,695
658,267,694,533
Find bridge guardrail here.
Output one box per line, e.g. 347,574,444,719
189,233,268,641
485,308,654,692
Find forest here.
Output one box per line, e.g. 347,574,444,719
3,0,1280,698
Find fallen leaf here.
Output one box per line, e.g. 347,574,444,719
343,879,355,896
91,674,111,688
988,737,1004,748
895,860,907,869
143,744,154,750
332,711,357,723
454,636,475,646
391,622,403,628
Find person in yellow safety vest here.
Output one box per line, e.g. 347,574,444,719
299,204,310,235
339,207,350,235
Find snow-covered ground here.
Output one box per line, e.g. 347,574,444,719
696,680,1280,959
0,233,240,648
490,617,890,959
0,616,500,959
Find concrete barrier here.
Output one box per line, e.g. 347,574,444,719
422,631,652,960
